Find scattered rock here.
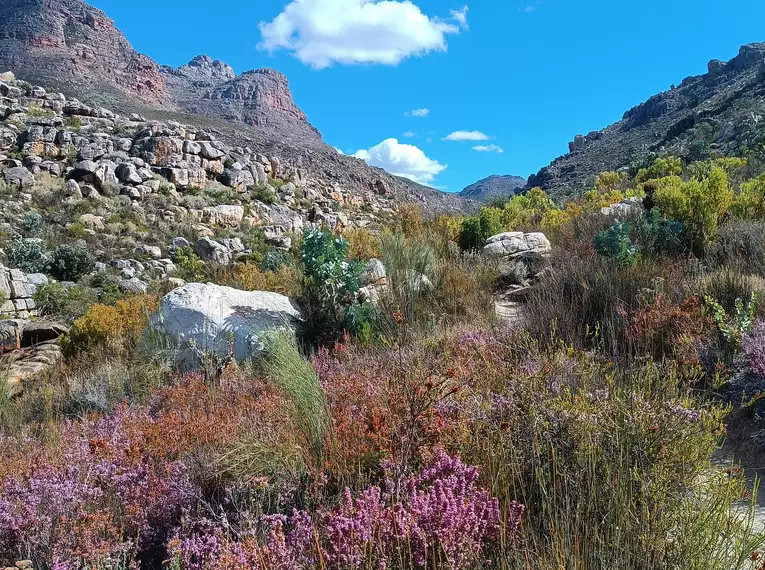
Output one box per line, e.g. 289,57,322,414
149,283,302,369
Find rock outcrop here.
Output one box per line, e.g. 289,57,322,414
483,232,552,259
0,0,169,106
0,0,472,215
527,42,765,197
149,283,302,370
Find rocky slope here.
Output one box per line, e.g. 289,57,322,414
0,0,169,106
460,174,527,202
0,0,470,214
528,43,765,197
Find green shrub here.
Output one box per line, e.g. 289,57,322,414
250,184,277,205
705,293,757,357
172,246,207,282
299,228,366,343
594,221,640,266
260,249,293,272
33,283,98,322
5,237,47,273
47,244,95,282
20,212,43,238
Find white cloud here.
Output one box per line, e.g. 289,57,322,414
258,0,469,69
334,147,345,154
450,6,469,29
403,131,416,138
442,130,490,141
405,108,430,117
472,144,504,153
353,138,446,185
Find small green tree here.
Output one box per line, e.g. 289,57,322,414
47,244,95,282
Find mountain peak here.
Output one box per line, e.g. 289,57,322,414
175,55,236,82
460,175,527,202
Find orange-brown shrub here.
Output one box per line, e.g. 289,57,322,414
220,263,301,296
61,294,159,357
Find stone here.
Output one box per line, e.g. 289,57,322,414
93,160,119,188
194,237,232,265
266,236,292,250
65,179,82,198
202,205,244,227
149,283,302,369
119,277,149,294
220,167,254,191
170,236,191,250
3,167,34,189
115,162,143,184
361,259,387,287
198,141,225,160
483,232,552,259
251,162,267,186
26,273,48,288
134,244,162,259
0,320,22,353
220,237,246,253
600,197,643,218
79,213,105,231
80,184,99,198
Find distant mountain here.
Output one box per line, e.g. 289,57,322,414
528,43,765,198
0,0,471,213
460,175,527,202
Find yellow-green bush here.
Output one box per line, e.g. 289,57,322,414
731,173,765,219
636,156,683,184
653,166,733,254
61,295,159,358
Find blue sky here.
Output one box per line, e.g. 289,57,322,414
90,0,765,192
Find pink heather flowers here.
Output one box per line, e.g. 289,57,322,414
743,320,765,377
169,451,520,569
0,409,195,569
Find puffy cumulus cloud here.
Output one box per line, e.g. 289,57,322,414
442,130,490,141
406,108,430,117
258,0,469,69
472,144,504,153
353,138,446,185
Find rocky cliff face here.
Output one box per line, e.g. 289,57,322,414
460,174,527,202
162,59,322,144
0,0,470,213
528,43,765,197
0,0,170,106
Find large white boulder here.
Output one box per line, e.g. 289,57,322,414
149,283,302,369
483,232,552,258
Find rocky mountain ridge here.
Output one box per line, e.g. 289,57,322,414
459,174,527,202
528,42,765,197
0,0,470,214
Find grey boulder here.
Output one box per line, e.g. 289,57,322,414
148,283,302,369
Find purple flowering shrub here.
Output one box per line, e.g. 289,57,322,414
168,450,517,569
743,320,765,376
0,409,195,569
